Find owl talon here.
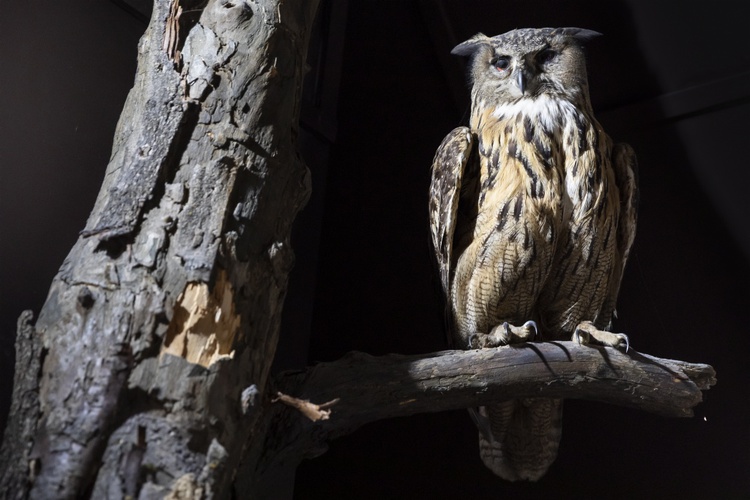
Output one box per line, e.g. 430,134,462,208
467,332,481,349
486,320,537,347
522,320,539,340
573,321,630,352
487,322,512,346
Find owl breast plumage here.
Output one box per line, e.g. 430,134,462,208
429,27,637,481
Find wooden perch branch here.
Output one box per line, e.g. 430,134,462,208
271,342,715,455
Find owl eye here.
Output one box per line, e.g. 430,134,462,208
491,56,511,71
537,48,557,65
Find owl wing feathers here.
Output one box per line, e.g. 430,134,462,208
613,142,638,279
429,126,474,309
600,142,638,324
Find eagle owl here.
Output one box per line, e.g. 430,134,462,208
429,28,637,481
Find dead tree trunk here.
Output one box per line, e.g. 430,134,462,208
0,1,717,499
0,0,319,497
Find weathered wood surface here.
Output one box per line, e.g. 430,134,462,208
259,342,715,473
0,0,319,498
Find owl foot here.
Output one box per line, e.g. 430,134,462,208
485,320,538,347
572,320,629,352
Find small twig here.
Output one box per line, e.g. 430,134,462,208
272,392,340,422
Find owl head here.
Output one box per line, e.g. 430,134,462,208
453,27,601,103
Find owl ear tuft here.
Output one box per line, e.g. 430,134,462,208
451,33,491,57
560,28,603,43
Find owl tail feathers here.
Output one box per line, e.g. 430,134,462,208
475,398,563,481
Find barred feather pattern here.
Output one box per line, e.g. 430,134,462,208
430,89,637,481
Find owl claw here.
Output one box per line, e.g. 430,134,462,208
467,332,480,349
522,320,539,340
488,322,512,346
573,321,630,352
486,320,537,347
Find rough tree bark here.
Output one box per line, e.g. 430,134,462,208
1,0,319,497
0,1,716,499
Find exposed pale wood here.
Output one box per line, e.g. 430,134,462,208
161,270,241,368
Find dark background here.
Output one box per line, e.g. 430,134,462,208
1,1,749,498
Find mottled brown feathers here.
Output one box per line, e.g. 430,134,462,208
429,127,474,299
429,27,637,481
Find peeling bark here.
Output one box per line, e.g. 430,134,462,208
0,0,319,497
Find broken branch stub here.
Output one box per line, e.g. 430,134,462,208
272,392,340,422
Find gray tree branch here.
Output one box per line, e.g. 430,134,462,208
260,342,715,470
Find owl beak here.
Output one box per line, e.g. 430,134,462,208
515,69,527,95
